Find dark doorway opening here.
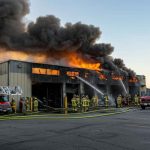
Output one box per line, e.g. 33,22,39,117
111,85,123,99
66,84,79,107
32,83,62,108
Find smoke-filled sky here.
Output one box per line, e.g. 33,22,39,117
26,0,150,87
0,0,149,87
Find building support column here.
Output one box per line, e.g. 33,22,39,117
61,82,66,108
79,82,84,96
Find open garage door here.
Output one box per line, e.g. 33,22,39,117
32,83,62,108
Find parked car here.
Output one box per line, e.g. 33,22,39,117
140,96,150,109
0,95,12,113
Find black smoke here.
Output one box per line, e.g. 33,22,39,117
0,0,29,48
113,58,136,76
0,0,136,76
0,0,114,59
113,58,125,68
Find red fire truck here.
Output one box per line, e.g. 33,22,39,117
0,94,12,113
140,96,150,109
0,86,22,113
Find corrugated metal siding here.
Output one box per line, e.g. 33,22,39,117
0,62,8,86
9,61,32,99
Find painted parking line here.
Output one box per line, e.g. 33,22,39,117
0,108,118,118
0,109,130,121
0,108,127,118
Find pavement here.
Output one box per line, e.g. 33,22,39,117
0,107,150,150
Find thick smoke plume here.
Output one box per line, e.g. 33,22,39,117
0,0,113,60
0,0,29,48
113,58,136,76
0,0,136,76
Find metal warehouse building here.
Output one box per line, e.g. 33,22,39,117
0,60,140,108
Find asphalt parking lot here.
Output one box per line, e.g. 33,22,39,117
0,108,150,150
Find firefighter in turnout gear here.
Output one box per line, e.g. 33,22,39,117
82,95,90,112
19,97,26,113
33,97,38,112
76,95,81,111
91,96,98,108
126,94,131,106
104,95,109,108
26,97,30,111
11,98,16,113
71,95,77,112
85,95,90,111
117,95,122,108
134,94,139,106
81,95,86,112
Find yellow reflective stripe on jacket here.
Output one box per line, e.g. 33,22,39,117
82,98,86,106
71,99,77,106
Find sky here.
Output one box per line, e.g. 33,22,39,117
27,0,150,87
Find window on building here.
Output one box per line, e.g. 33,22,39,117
32,68,60,76
47,69,60,75
66,71,79,77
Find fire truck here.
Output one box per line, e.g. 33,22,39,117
0,86,22,113
140,96,150,109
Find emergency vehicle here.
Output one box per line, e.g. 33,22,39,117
140,96,150,109
0,94,12,113
0,86,22,113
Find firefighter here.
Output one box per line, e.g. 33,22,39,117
81,95,86,112
76,95,81,111
126,94,131,106
33,97,39,112
104,95,109,108
91,96,97,108
117,95,122,108
11,98,16,113
19,97,26,113
95,96,99,107
29,97,33,111
134,94,139,106
71,95,77,112
85,95,90,111
19,97,23,113
26,97,30,112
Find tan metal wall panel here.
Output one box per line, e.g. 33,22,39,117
9,61,32,96
9,61,32,107
0,62,8,86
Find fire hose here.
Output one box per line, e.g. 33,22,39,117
37,99,66,111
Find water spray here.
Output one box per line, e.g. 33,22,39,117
76,76,104,96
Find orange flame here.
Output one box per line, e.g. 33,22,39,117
129,77,138,83
0,49,47,64
0,49,101,71
99,74,107,80
66,52,101,71
112,75,123,80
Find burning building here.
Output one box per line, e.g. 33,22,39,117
0,0,142,108
0,59,140,108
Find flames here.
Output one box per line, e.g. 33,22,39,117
66,52,101,71
0,49,101,71
99,74,107,80
0,49,139,83
0,49,47,64
112,75,123,80
129,77,138,83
